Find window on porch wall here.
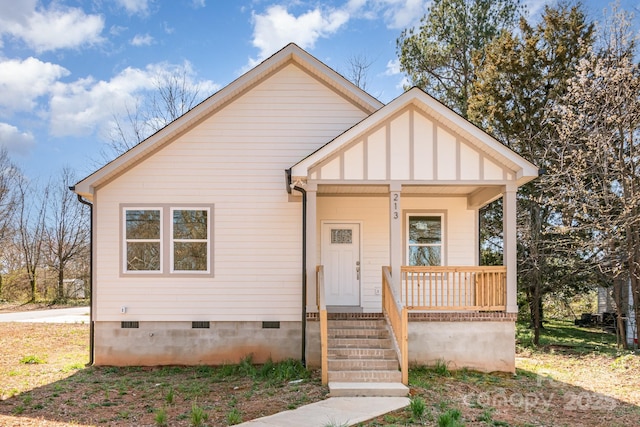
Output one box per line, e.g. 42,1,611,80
406,214,442,266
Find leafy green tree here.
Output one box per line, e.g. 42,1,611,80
396,0,521,118
468,3,594,345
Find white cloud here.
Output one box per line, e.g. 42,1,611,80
384,59,409,91
0,123,36,156
0,0,37,26
0,3,104,52
48,62,219,138
110,25,128,36
0,57,69,113
247,1,431,69
163,22,175,34
385,58,401,75
523,0,548,17
250,5,350,63
386,0,429,29
191,0,206,8
131,33,154,46
49,67,156,137
115,0,151,16
365,0,429,29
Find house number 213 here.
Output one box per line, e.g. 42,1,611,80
392,192,400,220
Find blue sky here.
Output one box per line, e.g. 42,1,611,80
0,0,638,182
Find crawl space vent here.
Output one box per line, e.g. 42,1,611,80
121,321,139,329
192,321,210,329
262,321,280,329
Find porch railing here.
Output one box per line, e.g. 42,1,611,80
316,265,328,385
382,266,408,385
401,266,507,311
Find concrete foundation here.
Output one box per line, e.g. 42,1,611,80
306,314,515,373
94,316,515,372
408,320,515,373
305,320,321,368
94,321,302,366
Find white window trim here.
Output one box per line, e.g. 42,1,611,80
170,207,211,274
123,207,163,274
405,212,444,266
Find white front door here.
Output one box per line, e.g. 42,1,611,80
322,223,361,306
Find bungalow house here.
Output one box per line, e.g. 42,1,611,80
72,43,538,396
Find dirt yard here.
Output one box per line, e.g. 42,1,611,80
0,321,638,426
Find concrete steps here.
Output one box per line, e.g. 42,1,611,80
328,382,410,398
328,358,399,371
326,318,408,397
328,347,397,360
328,369,403,383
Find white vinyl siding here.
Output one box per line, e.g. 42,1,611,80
94,64,369,321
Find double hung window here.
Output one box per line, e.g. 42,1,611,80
406,214,443,266
123,206,211,274
171,208,209,272
125,209,162,272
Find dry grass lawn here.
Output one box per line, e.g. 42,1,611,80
0,319,638,426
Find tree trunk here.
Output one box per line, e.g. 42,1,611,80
612,278,628,348
632,274,640,348
532,282,542,346
57,269,65,302
528,200,544,346
29,272,37,302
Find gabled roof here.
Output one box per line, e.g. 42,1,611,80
290,87,539,187
73,43,384,200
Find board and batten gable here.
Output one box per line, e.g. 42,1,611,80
93,62,371,322
309,106,516,183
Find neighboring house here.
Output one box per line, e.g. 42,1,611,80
597,286,617,314
597,282,637,348
72,44,538,394
63,279,86,299
628,281,637,348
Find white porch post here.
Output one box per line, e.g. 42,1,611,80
306,183,318,312
390,183,402,290
503,183,518,313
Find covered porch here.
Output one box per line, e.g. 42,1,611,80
307,182,517,386
289,88,538,386
301,182,517,314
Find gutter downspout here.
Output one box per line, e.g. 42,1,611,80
286,169,307,367
71,188,94,366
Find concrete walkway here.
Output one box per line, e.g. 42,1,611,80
235,396,409,427
0,306,90,323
